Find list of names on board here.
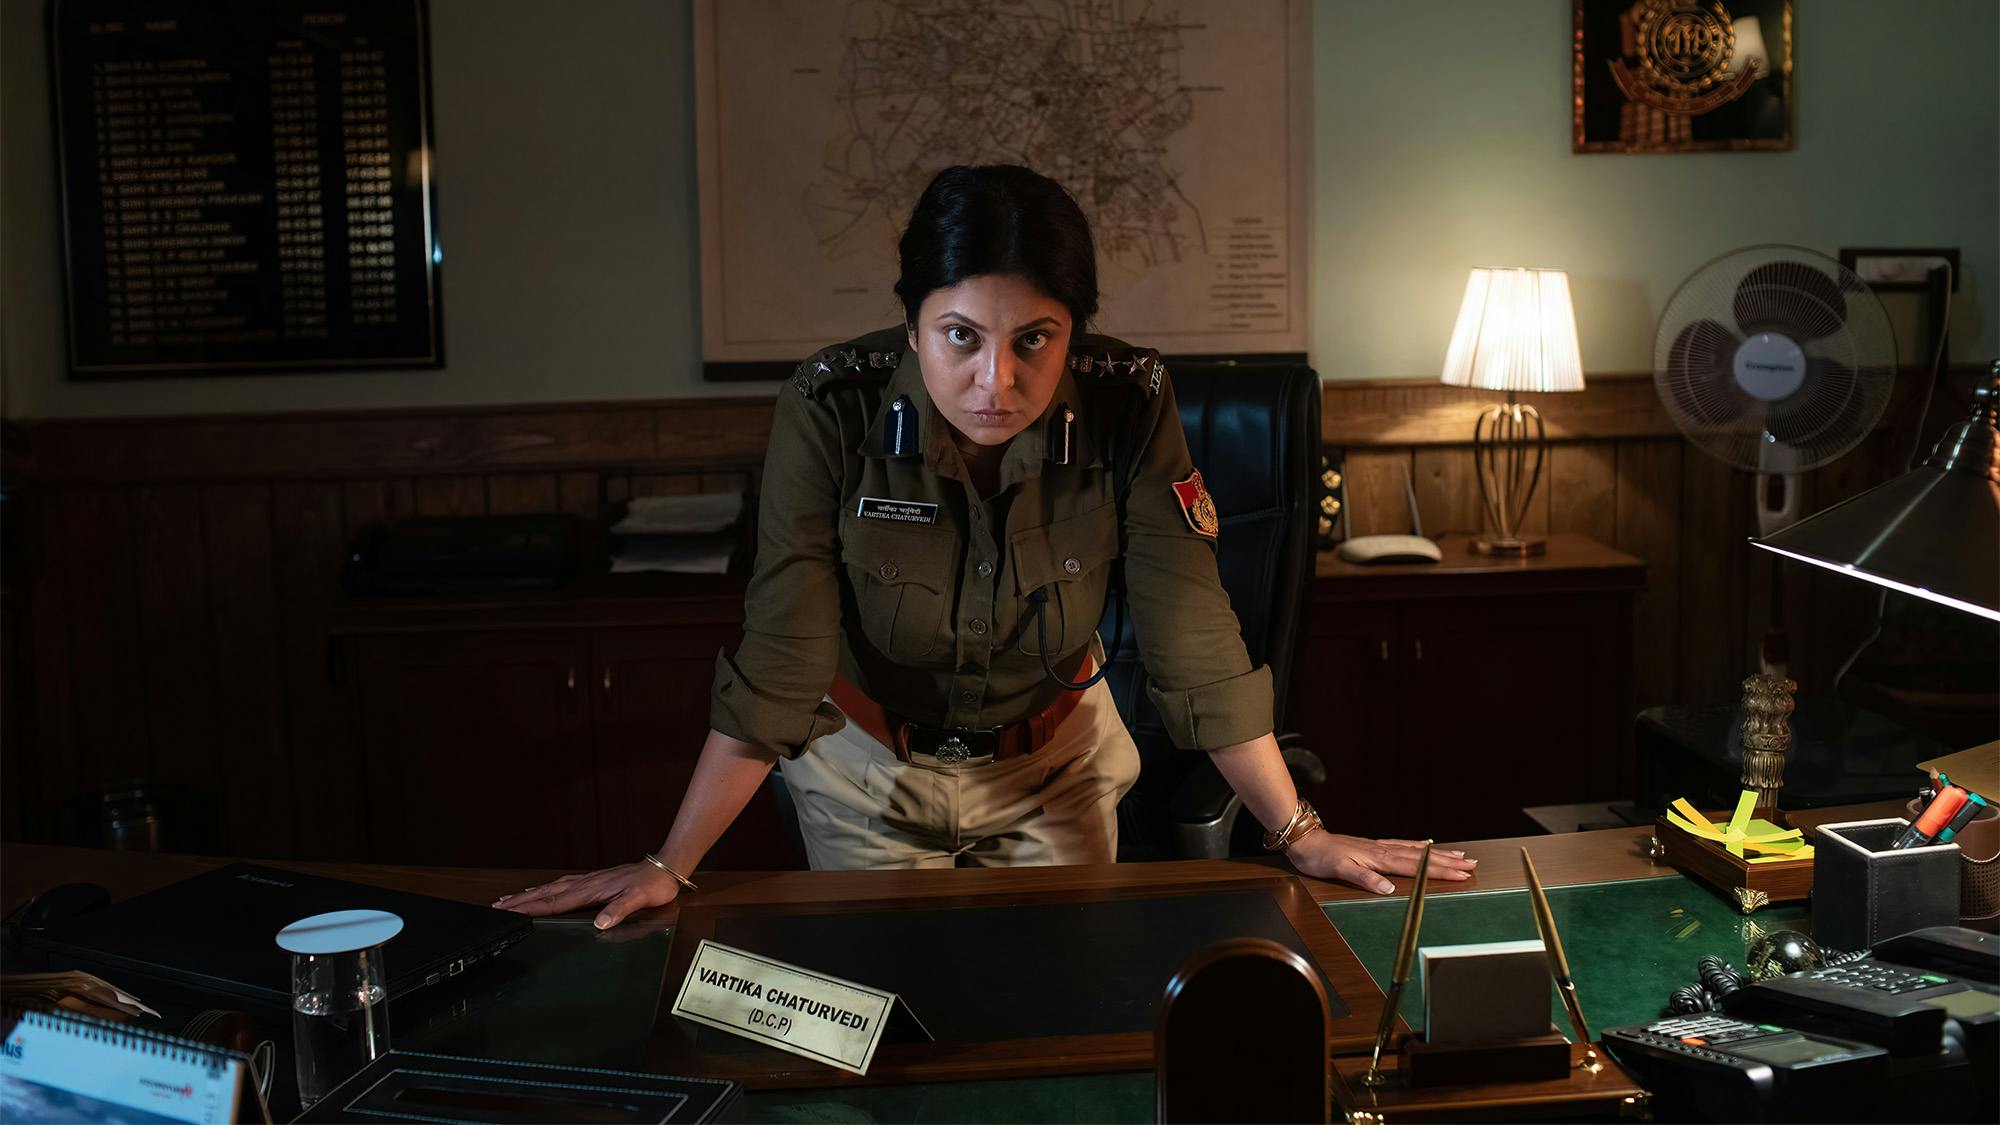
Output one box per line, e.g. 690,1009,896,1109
52,0,440,376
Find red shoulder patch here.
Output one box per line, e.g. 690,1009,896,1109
1171,470,1219,538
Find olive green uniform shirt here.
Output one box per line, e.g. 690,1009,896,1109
710,327,1274,759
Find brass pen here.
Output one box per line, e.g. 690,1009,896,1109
1361,840,1433,1087
1522,847,1603,1073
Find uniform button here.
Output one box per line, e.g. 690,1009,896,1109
1063,557,1081,575
878,561,899,581
976,560,993,578
959,690,977,704
969,618,989,635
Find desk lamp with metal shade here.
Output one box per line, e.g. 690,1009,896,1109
1752,363,2000,624
1441,267,1587,556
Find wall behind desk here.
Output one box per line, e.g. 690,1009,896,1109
4,0,1995,419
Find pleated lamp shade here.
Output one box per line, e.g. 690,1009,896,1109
1441,268,1587,393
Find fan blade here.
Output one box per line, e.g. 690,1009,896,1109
1733,261,1848,339
1664,318,1748,428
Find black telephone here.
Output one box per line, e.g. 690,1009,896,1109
1602,1012,1886,1123
1722,927,2000,1056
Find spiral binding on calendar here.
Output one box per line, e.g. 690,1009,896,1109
4,1004,235,1069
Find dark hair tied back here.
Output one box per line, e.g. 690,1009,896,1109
895,165,1099,331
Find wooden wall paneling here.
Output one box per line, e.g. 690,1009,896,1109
603,474,632,510
1615,439,1683,712
273,482,363,861
200,484,295,857
55,488,152,808
631,473,701,498
557,471,602,519
485,473,560,515
1677,451,1754,705
414,475,488,517
132,485,225,851
25,497,79,841
1549,442,1618,543
1340,449,1415,536
341,478,415,536
1411,446,1481,537
700,470,750,496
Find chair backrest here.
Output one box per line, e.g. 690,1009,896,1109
1098,361,1322,754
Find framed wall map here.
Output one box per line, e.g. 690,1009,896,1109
1574,0,1793,154
693,0,1311,378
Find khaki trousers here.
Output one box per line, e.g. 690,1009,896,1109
778,679,1142,869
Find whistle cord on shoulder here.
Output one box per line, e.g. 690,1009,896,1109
1029,577,1123,691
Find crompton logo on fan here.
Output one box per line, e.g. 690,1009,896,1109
1,1035,22,1060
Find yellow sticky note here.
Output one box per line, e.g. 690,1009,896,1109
1728,790,1758,836
1671,799,1718,833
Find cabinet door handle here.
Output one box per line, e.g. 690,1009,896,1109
1414,638,1423,661
1379,639,1389,662
603,667,613,700
566,668,576,692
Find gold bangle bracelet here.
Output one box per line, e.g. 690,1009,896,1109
1262,799,1323,852
641,852,698,892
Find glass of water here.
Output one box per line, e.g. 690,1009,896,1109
276,909,402,1109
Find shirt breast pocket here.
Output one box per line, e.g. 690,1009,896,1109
1011,502,1120,656
839,514,958,661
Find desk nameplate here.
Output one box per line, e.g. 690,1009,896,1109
670,940,929,1076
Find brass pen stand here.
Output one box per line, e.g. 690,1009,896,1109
1330,848,1647,1123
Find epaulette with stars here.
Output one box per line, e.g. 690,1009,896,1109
792,328,905,401
1065,334,1165,398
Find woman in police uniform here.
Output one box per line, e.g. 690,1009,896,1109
498,166,1475,928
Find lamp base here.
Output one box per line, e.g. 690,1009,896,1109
1472,536,1547,557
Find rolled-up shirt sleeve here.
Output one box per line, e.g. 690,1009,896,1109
709,388,849,759
1119,372,1276,750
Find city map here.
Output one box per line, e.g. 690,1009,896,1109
696,0,1307,364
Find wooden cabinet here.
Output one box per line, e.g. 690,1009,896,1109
338,575,800,871
1290,535,1643,842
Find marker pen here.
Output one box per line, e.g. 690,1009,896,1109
1892,786,1967,849
1935,793,1989,845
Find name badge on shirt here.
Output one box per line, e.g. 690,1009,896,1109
670,940,931,1075
856,497,939,525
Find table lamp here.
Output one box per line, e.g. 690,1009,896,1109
1751,365,2000,622
1441,267,1586,555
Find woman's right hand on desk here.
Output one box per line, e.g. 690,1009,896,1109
492,863,680,930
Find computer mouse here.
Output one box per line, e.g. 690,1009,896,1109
1335,534,1442,564
13,882,111,932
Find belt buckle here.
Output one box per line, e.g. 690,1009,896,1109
934,734,973,765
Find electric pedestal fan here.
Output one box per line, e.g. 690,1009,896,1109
1653,244,1899,676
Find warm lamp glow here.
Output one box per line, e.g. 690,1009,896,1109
1441,268,1586,394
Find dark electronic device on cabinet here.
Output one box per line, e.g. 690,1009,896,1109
1602,1013,1887,1123
343,516,579,595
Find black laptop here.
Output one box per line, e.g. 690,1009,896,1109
25,863,531,1011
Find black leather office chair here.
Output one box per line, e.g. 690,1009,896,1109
1103,361,1326,860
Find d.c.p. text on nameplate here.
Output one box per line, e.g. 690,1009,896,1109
670,939,926,1075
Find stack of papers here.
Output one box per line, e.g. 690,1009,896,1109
609,493,745,575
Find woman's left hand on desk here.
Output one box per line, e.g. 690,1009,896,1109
492,862,681,929
1285,833,1476,895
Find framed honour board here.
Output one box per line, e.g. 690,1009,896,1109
50,0,443,377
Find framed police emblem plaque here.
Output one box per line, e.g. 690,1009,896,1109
1573,0,1793,153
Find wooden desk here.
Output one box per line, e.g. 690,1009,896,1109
2,803,1901,1119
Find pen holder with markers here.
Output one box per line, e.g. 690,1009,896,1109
1812,819,1960,950
1907,797,2000,930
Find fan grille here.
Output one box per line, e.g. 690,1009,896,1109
1655,245,1896,473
